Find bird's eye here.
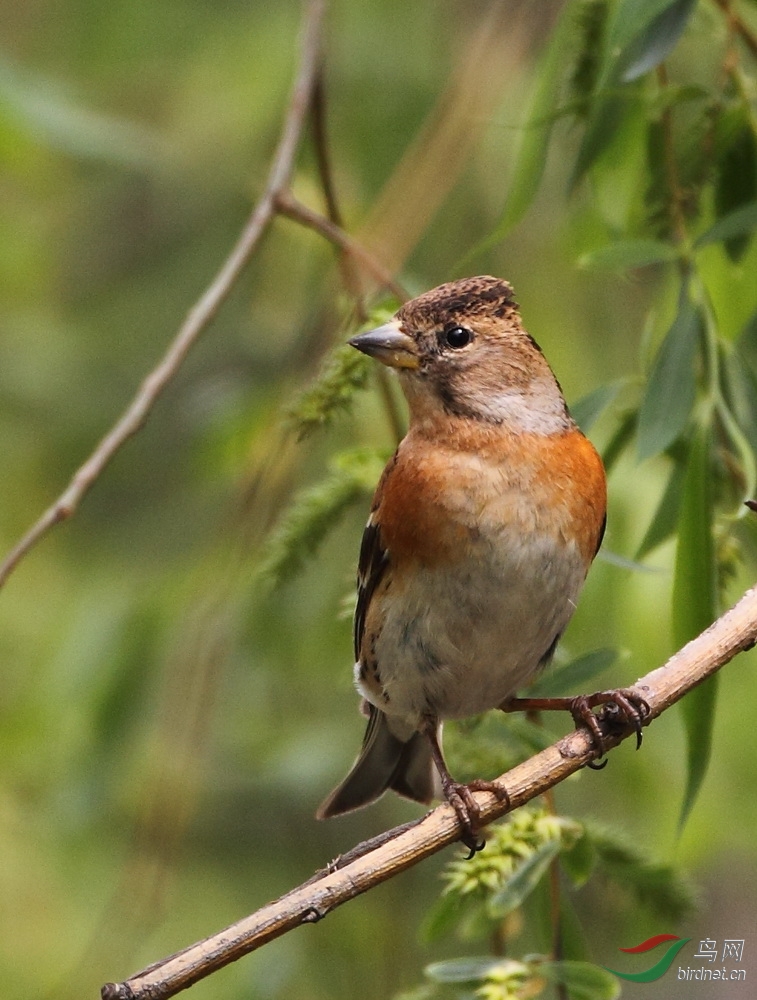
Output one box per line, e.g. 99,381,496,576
443,325,472,349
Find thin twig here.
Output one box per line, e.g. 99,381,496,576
306,79,407,443
276,189,409,442
101,580,757,1000
656,63,688,248
0,0,327,592
712,0,757,59
275,190,407,300
310,66,366,301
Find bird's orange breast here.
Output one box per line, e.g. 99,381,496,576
375,425,606,569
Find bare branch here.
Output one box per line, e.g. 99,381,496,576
0,0,327,591
275,190,407,301
712,0,757,59
101,581,757,1000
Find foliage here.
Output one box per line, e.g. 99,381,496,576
412,807,693,1000
3,2,757,1000
255,446,385,588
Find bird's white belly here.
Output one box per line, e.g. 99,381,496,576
361,532,587,728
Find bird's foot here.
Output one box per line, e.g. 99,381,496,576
423,720,508,856
440,777,508,857
501,688,651,761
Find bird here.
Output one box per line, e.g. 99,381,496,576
316,275,646,848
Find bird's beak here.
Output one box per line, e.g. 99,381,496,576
349,321,419,370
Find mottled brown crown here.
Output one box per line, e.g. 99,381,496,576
397,276,518,330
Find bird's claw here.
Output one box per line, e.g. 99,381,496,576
569,688,651,758
443,779,509,857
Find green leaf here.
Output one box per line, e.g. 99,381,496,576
713,110,757,261
571,381,625,433
585,821,698,920
502,714,556,754
596,549,661,572
529,648,618,698
578,239,678,271
557,892,593,962
578,238,678,271
721,345,757,469
737,308,757,371
570,0,611,110
488,839,562,917
424,958,526,984
672,424,718,830
571,94,631,191
255,448,384,588
393,987,436,1000
695,200,757,250
420,890,473,944
636,455,686,558
481,0,580,243
570,0,697,190
637,292,702,461
620,0,698,82
560,831,596,889
603,410,637,472
607,0,682,55
0,56,163,167
537,960,621,1000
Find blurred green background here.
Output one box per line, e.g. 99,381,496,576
1,1,756,998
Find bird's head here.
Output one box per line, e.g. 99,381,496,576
349,276,570,433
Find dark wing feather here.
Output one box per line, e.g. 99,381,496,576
354,515,389,661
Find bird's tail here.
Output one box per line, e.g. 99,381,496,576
316,704,438,819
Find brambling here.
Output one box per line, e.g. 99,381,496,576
317,276,647,848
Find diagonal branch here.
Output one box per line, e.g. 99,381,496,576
275,191,407,300
101,580,757,1000
0,0,328,592
712,0,757,59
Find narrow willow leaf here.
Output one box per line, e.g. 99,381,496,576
603,410,637,472
738,309,757,371
571,380,625,432
420,890,472,944
585,821,698,920
720,347,757,495
672,424,718,830
0,56,163,167
695,200,757,249
620,0,698,82
637,294,702,461
495,2,579,235
557,893,593,961
597,549,661,572
425,958,525,984
502,714,556,754
529,648,618,698
488,839,562,917
537,961,621,1000
570,0,677,188
393,987,435,1000
714,112,757,261
570,94,629,191
607,0,679,54
578,238,678,271
636,456,686,558
721,349,757,446
570,0,610,109
560,831,596,889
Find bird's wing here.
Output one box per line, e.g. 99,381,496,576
354,514,390,661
